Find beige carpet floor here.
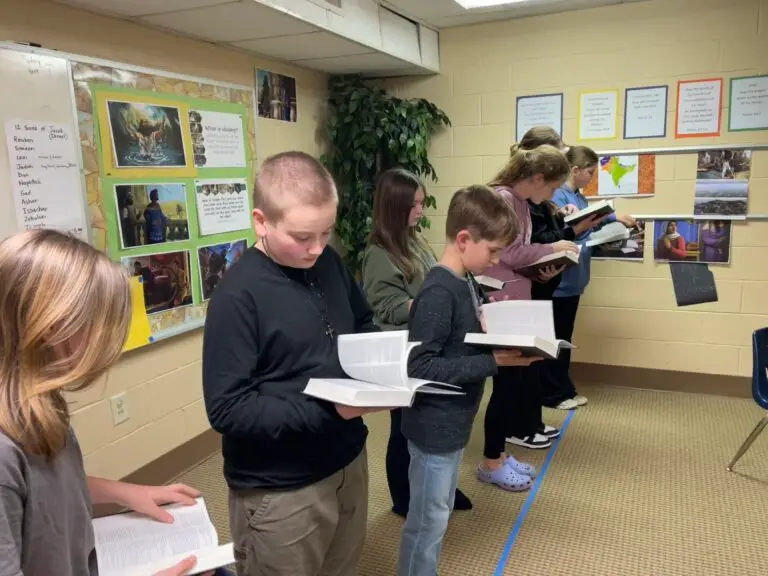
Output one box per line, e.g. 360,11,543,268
178,385,768,576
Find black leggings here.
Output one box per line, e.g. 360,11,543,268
540,295,580,407
483,365,542,459
385,408,411,512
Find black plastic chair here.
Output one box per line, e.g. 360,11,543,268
727,327,768,472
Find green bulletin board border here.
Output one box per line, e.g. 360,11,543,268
91,83,256,330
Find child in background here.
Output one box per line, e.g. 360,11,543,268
544,146,636,410
0,229,211,576
398,185,541,576
362,168,472,518
478,145,576,494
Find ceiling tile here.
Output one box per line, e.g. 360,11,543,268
53,0,235,18
232,31,372,60
140,1,317,42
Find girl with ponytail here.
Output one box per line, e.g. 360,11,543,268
477,141,578,493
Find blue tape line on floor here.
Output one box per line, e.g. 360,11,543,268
492,409,575,576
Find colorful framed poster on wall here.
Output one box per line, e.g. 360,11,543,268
72,60,258,347
675,78,723,138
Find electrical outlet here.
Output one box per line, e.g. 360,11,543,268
110,393,129,426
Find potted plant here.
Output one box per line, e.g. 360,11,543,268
321,74,451,274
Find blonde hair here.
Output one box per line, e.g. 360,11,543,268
509,126,563,156
0,230,131,459
253,151,338,221
565,145,599,170
489,145,570,189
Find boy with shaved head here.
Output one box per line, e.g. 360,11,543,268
203,151,386,576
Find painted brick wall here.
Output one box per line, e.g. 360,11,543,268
386,0,768,380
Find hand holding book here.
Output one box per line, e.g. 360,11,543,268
571,213,607,235
552,239,579,253
493,348,543,366
335,404,395,419
535,264,565,283
153,556,213,576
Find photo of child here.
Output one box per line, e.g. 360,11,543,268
653,219,731,264
122,250,194,314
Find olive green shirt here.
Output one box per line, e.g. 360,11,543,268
361,239,437,331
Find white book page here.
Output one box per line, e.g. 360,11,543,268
337,331,409,388
111,543,235,576
482,300,557,341
93,498,218,575
473,275,506,290
406,378,462,392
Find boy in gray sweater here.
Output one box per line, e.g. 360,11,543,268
398,185,543,576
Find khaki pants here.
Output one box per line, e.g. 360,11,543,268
229,448,368,576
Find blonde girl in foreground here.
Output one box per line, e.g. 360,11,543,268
0,230,211,576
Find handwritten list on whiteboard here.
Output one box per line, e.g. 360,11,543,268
4,120,87,241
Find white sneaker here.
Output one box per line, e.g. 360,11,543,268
506,433,552,449
555,398,579,410
574,395,588,406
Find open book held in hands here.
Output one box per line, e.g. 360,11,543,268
564,199,614,225
464,300,574,359
586,221,630,248
92,497,234,576
304,331,461,407
474,275,508,291
515,248,580,278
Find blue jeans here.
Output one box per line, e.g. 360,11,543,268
397,441,463,576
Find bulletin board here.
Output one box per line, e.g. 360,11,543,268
0,42,258,350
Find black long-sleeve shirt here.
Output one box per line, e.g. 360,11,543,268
403,266,497,453
528,200,576,300
202,246,374,491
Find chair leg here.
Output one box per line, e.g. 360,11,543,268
727,413,768,472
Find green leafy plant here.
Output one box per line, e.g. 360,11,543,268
321,74,451,273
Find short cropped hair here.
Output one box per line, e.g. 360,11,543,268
445,185,517,245
253,151,338,220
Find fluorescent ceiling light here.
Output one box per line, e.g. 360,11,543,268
454,0,529,8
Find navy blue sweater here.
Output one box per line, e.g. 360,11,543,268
403,266,498,453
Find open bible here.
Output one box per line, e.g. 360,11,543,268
464,300,574,359
515,248,580,278
92,497,234,576
586,221,630,248
564,199,614,225
304,331,461,407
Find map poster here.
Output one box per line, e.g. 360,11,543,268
583,154,656,197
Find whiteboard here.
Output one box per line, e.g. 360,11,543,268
0,48,85,241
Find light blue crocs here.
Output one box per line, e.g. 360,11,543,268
504,454,537,479
477,464,533,492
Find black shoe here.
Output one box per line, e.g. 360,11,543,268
538,424,561,439
453,488,472,511
392,505,408,518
